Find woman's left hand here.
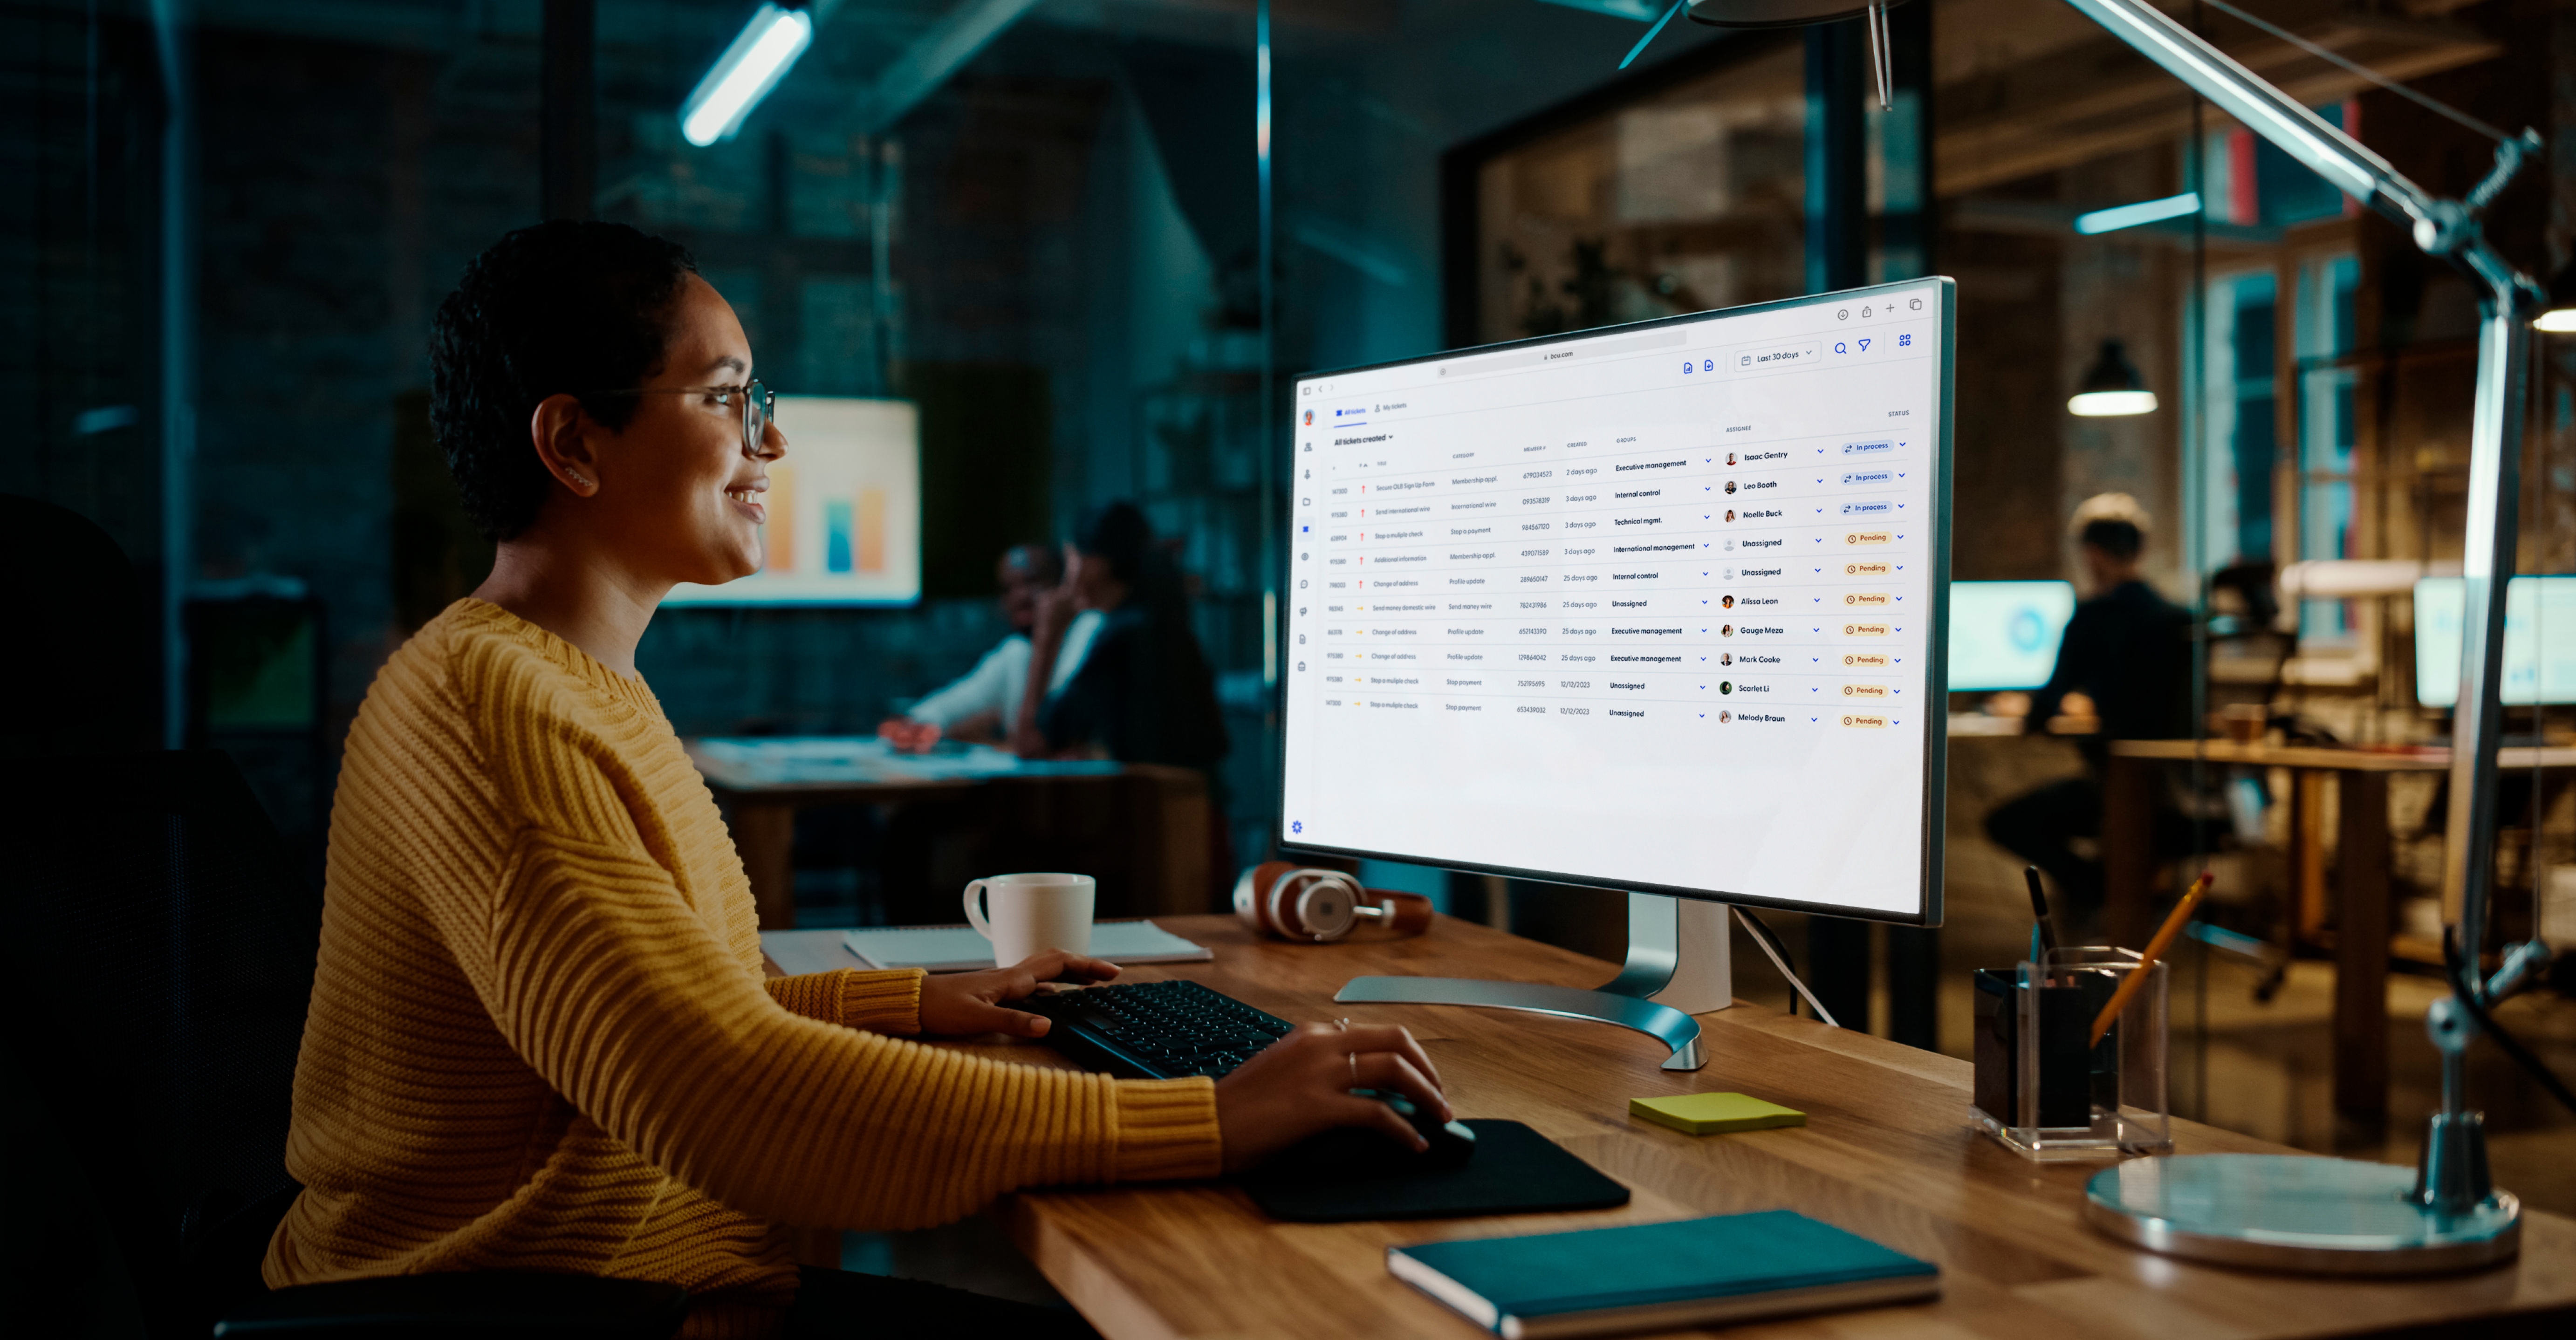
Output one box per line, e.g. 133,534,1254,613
916,951,1121,1037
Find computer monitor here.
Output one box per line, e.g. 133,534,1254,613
1946,581,2076,692
2413,575,2576,708
1278,279,1953,926
664,395,922,606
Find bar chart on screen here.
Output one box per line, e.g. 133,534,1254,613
665,395,922,605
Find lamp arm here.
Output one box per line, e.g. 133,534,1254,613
2059,0,2542,991
2058,0,2540,304
2060,0,2420,222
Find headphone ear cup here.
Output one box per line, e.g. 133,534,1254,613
1293,879,1357,941
1236,861,1298,936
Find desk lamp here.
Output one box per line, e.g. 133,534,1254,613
1675,0,2550,1271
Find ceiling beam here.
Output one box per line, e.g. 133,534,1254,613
1935,14,2500,197
854,0,1048,135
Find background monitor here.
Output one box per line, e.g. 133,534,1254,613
2413,575,2576,707
1278,279,1953,925
1945,581,2076,691
664,396,922,606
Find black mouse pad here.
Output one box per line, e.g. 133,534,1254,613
1237,1120,1630,1223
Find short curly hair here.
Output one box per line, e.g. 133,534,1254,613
429,221,699,540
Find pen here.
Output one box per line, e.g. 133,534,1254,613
2088,870,2212,1047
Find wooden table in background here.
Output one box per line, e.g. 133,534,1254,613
761,916,2576,1339
688,740,1211,929
2105,738,2576,1122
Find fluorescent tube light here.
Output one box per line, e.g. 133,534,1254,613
2072,191,2202,235
680,4,814,148
2536,308,2576,334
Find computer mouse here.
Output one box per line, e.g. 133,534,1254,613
1274,1091,1475,1176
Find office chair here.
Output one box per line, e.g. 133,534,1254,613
1,750,689,1339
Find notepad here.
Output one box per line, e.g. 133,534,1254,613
840,920,1213,972
1387,1212,1938,1339
1628,1091,1807,1135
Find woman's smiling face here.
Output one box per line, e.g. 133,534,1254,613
581,274,786,588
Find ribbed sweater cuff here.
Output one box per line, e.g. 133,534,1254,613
1109,1078,1223,1183
837,969,925,1034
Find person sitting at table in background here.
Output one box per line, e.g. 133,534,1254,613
1013,502,1229,784
1984,493,2196,924
265,220,1446,1339
877,542,1102,752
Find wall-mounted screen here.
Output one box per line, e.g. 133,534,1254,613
664,396,922,606
1946,581,2076,691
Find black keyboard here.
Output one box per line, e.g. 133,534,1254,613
1017,979,1298,1080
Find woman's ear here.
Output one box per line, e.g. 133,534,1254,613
528,394,601,496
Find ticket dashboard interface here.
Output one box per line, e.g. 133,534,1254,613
1279,280,1953,923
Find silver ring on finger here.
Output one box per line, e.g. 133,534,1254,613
1336,1017,1350,1032
1348,1051,1360,1086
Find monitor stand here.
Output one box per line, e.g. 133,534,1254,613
1334,892,1727,1071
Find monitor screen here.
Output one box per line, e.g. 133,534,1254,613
664,395,922,606
1279,279,1953,924
2413,575,2576,707
1946,581,2076,692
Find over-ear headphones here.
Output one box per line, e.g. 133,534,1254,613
1232,861,1435,943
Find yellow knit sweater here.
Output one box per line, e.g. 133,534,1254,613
265,599,1222,1336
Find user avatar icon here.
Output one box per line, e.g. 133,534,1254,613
1724,480,1738,495
1720,652,1732,666
1725,509,1736,522
1720,710,1732,724
1719,682,1733,695
1725,452,1737,465
1720,595,1734,609
1721,624,1734,637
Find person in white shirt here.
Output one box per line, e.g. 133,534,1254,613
879,543,1103,751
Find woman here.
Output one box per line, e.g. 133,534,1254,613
1010,503,1226,783
266,222,1443,1338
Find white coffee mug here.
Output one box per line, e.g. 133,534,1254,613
962,872,1096,967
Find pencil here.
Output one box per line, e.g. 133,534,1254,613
2088,871,2212,1047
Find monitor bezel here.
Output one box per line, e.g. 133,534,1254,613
1275,277,1954,929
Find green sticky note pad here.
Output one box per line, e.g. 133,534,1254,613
1629,1092,1807,1135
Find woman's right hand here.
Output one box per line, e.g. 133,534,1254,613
878,717,941,753
1210,1022,1446,1173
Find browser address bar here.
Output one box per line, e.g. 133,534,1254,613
1435,328,1688,381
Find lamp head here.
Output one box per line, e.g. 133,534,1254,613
1684,0,1913,28
2536,264,2576,335
2068,339,2157,417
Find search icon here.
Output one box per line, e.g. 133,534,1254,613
1835,342,1847,354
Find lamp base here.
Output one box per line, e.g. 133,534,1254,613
2084,1155,2521,1274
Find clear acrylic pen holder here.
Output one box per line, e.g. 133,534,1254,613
1970,946,2171,1161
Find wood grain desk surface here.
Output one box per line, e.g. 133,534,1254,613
2108,738,2576,772
763,916,2575,1339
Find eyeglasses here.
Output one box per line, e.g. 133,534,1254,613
581,380,774,457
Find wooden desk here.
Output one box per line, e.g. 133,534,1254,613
762,917,2576,1339
690,738,1211,929
2105,739,2576,1121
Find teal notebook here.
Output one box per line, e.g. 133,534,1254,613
1386,1211,1938,1339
